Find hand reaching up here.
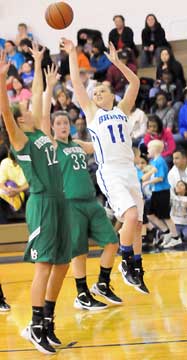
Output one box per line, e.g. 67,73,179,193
60,38,75,54
29,42,45,63
44,63,59,89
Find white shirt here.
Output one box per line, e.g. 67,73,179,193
168,165,187,191
88,106,134,168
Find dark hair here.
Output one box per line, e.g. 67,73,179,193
173,147,187,157
145,13,159,28
51,110,70,126
175,180,187,196
20,38,32,48
159,46,176,65
5,40,16,47
92,38,106,53
147,114,163,134
155,90,168,100
113,15,125,22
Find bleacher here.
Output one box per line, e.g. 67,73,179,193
0,39,187,253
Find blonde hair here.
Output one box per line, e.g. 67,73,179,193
148,139,164,153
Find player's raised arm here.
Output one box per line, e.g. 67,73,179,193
61,38,97,122
105,42,140,115
0,51,28,151
30,43,45,129
42,64,58,143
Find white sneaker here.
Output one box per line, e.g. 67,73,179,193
159,233,172,247
162,237,182,248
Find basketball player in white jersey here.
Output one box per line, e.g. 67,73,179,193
61,38,149,294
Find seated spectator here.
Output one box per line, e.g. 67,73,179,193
15,23,33,48
178,87,187,141
9,76,32,103
128,105,148,146
168,148,187,192
143,114,176,167
76,45,91,70
90,39,111,81
5,40,25,71
66,68,96,108
0,37,5,49
0,152,28,224
53,86,78,113
136,77,154,113
108,15,139,57
20,61,34,88
156,47,186,88
106,48,137,98
73,116,91,141
56,43,70,82
170,180,187,241
140,14,170,67
152,91,177,132
77,28,105,59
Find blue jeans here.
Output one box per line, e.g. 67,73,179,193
176,224,187,240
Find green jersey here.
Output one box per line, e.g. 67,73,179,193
57,140,96,200
12,130,63,194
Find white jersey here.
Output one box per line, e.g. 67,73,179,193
88,106,134,169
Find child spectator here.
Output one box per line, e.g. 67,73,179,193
20,62,34,88
153,91,176,132
170,180,187,241
15,23,33,48
178,87,187,141
90,39,111,81
144,139,182,248
143,114,176,167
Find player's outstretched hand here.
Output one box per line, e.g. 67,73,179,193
60,38,75,54
29,42,45,62
104,42,119,66
0,51,10,78
44,63,59,89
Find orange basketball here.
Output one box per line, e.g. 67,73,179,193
45,2,74,30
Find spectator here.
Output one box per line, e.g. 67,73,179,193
170,180,187,241
168,148,187,191
143,114,176,167
140,14,170,67
153,91,177,132
53,86,78,113
9,76,32,103
0,37,5,50
108,15,139,57
77,28,105,59
106,48,137,98
128,105,148,146
76,45,91,70
5,40,25,71
20,62,34,88
0,126,9,162
144,139,182,248
90,39,111,81
0,151,28,224
178,87,187,140
15,23,33,47
156,47,186,88
66,68,97,108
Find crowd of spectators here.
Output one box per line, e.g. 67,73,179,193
0,16,187,250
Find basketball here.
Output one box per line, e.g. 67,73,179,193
45,2,74,30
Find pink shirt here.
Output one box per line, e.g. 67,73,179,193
10,88,32,103
144,128,176,157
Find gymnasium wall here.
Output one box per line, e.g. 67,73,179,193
0,0,187,54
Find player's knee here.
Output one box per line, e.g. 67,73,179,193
124,207,139,225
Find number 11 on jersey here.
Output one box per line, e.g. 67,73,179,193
107,124,125,143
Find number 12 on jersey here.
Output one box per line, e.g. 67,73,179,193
107,124,125,143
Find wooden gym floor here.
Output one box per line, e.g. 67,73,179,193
0,250,187,359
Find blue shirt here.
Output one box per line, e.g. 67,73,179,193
7,52,25,70
150,155,170,192
0,38,5,49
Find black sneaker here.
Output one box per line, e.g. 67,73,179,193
0,298,11,312
90,282,123,304
118,259,140,286
74,291,108,311
21,322,56,354
134,261,149,294
44,316,61,346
